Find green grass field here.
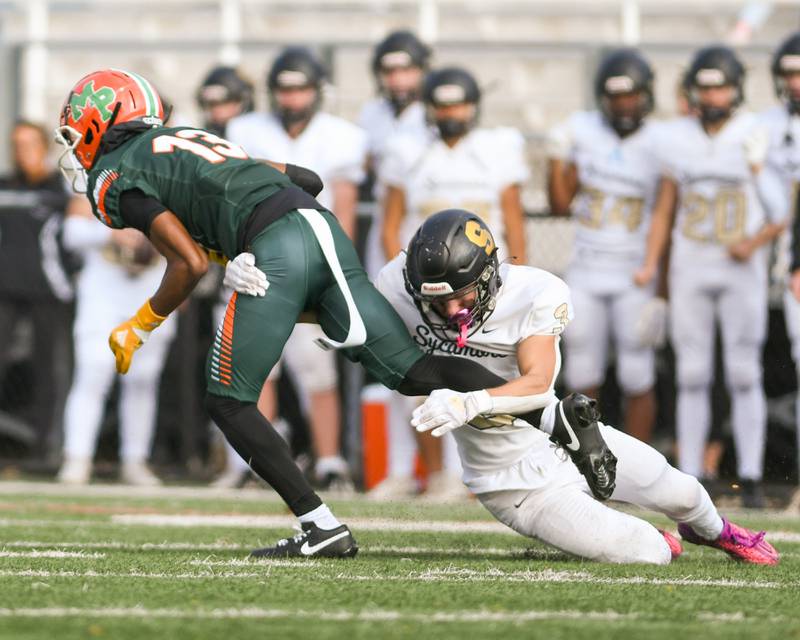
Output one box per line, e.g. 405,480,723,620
0,481,798,640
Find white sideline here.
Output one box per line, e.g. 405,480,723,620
0,550,105,559
2,512,800,544
0,606,637,623
108,513,513,534
0,567,791,589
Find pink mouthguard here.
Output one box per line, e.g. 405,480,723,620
450,309,473,349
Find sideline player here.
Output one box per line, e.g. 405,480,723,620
54,69,608,558
547,48,664,443
378,65,529,498
761,33,800,505
358,30,430,279
57,199,176,485
386,209,778,564
635,46,785,508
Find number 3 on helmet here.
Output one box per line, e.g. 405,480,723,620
54,68,165,191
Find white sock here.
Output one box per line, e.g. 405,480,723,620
298,503,341,531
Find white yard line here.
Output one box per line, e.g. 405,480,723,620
0,566,792,589
0,540,250,551
0,480,284,503
0,606,786,624
108,513,515,534
0,550,104,559
0,606,638,623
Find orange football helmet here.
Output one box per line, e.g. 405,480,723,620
55,68,164,190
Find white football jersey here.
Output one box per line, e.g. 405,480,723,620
379,127,529,261
376,255,573,483
553,111,661,271
357,98,428,164
225,111,367,211
656,113,771,270
759,105,800,268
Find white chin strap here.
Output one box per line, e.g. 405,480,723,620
53,126,88,194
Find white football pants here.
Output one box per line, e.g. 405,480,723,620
62,259,176,463
478,425,722,564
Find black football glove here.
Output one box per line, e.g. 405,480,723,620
550,393,617,501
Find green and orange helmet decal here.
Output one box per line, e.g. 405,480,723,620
58,68,164,169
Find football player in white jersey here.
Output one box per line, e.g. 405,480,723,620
763,33,800,489
547,48,663,444
196,66,255,138
226,47,368,490
635,46,785,508
358,30,431,279
393,209,778,564
381,66,528,263
57,199,177,485
377,66,529,499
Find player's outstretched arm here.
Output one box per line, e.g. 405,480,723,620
148,211,209,315
411,335,559,435
107,211,208,375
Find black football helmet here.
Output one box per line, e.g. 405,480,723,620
371,30,431,112
594,48,654,136
196,66,254,135
404,209,501,345
267,46,327,129
772,32,800,114
422,67,481,139
683,45,745,123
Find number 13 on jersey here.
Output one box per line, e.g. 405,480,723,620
152,129,248,163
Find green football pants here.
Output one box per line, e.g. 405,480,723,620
206,208,423,402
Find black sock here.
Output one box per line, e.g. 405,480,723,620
205,393,322,516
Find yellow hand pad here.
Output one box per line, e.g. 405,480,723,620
108,299,167,374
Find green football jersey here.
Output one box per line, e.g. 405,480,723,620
86,126,294,259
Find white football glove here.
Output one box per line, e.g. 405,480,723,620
411,389,492,437
223,252,269,297
634,296,668,348
743,127,769,169
545,126,574,161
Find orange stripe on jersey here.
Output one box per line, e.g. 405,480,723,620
217,292,237,386
94,170,119,227
222,292,237,343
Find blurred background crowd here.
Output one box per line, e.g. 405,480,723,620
0,0,799,508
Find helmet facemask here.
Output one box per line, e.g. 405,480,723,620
599,75,652,137
775,55,800,114
54,124,88,194
405,258,500,348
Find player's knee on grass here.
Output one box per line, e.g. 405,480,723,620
480,487,671,565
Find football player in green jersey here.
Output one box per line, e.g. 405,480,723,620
55,68,615,558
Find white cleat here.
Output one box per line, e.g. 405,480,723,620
57,458,91,485
367,475,418,501
120,461,162,487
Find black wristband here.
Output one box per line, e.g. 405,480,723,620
285,163,324,197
